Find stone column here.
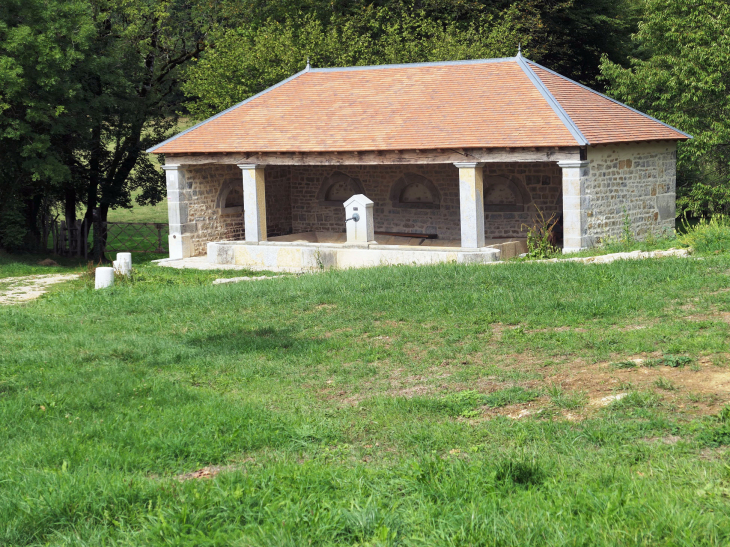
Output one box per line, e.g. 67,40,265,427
163,164,195,259
238,164,267,243
558,160,590,253
455,162,485,249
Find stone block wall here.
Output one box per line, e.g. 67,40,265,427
290,164,562,240
482,162,563,238
185,164,244,256
584,142,677,243
183,164,293,256
265,166,293,237
290,164,461,238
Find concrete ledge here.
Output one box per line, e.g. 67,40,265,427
207,240,501,272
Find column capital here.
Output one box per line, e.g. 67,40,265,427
557,160,589,169
453,162,484,169
237,163,261,170
161,164,182,171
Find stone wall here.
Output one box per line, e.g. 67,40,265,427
185,164,243,256
173,146,677,256
584,142,677,243
290,164,562,240
264,166,293,237
483,162,562,238
183,164,293,256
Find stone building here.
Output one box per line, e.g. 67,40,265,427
148,53,689,270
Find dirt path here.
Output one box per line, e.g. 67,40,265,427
0,274,81,305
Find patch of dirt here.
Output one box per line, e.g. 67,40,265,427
0,273,80,305
643,435,682,445
176,459,254,481
524,326,589,334
619,324,649,332
592,393,628,406
176,465,232,480
700,447,729,461
684,312,730,325
549,356,730,416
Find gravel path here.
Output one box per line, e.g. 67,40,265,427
0,274,81,305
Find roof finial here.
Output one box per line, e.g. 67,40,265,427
517,43,522,57
306,57,311,71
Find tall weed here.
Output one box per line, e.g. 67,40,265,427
679,215,730,254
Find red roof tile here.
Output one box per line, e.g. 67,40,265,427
150,57,689,155
527,62,688,144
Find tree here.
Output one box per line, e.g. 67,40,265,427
0,0,94,249
601,0,730,217
183,7,526,119
0,0,223,251
184,0,641,119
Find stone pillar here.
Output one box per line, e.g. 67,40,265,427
163,164,195,259
558,160,590,253
238,164,267,243
455,162,485,248
343,194,375,244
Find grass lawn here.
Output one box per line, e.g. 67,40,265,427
106,190,168,224
2,254,730,545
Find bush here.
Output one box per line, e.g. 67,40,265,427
679,215,730,254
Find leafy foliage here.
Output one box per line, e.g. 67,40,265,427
184,8,524,118
679,215,730,254
0,0,222,249
522,206,559,259
601,0,730,218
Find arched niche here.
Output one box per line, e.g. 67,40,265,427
483,175,531,212
215,181,244,214
316,171,365,206
389,172,441,210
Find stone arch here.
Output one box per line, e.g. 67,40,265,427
316,171,365,206
389,172,441,210
215,180,244,214
483,175,532,212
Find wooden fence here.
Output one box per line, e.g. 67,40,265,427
50,220,168,257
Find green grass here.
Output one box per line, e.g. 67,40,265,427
106,189,168,224
2,255,730,545
0,251,88,279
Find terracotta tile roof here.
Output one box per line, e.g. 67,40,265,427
526,61,689,145
150,57,689,155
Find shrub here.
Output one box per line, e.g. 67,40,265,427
522,206,559,259
679,215,730,254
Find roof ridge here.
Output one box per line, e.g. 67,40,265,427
146,68,310,154
309,57,516,72
525,60,692,140
516,56,588,146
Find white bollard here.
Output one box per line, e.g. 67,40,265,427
95,267,115,289
114,252,132,276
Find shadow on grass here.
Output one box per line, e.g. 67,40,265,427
186,326,319,355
